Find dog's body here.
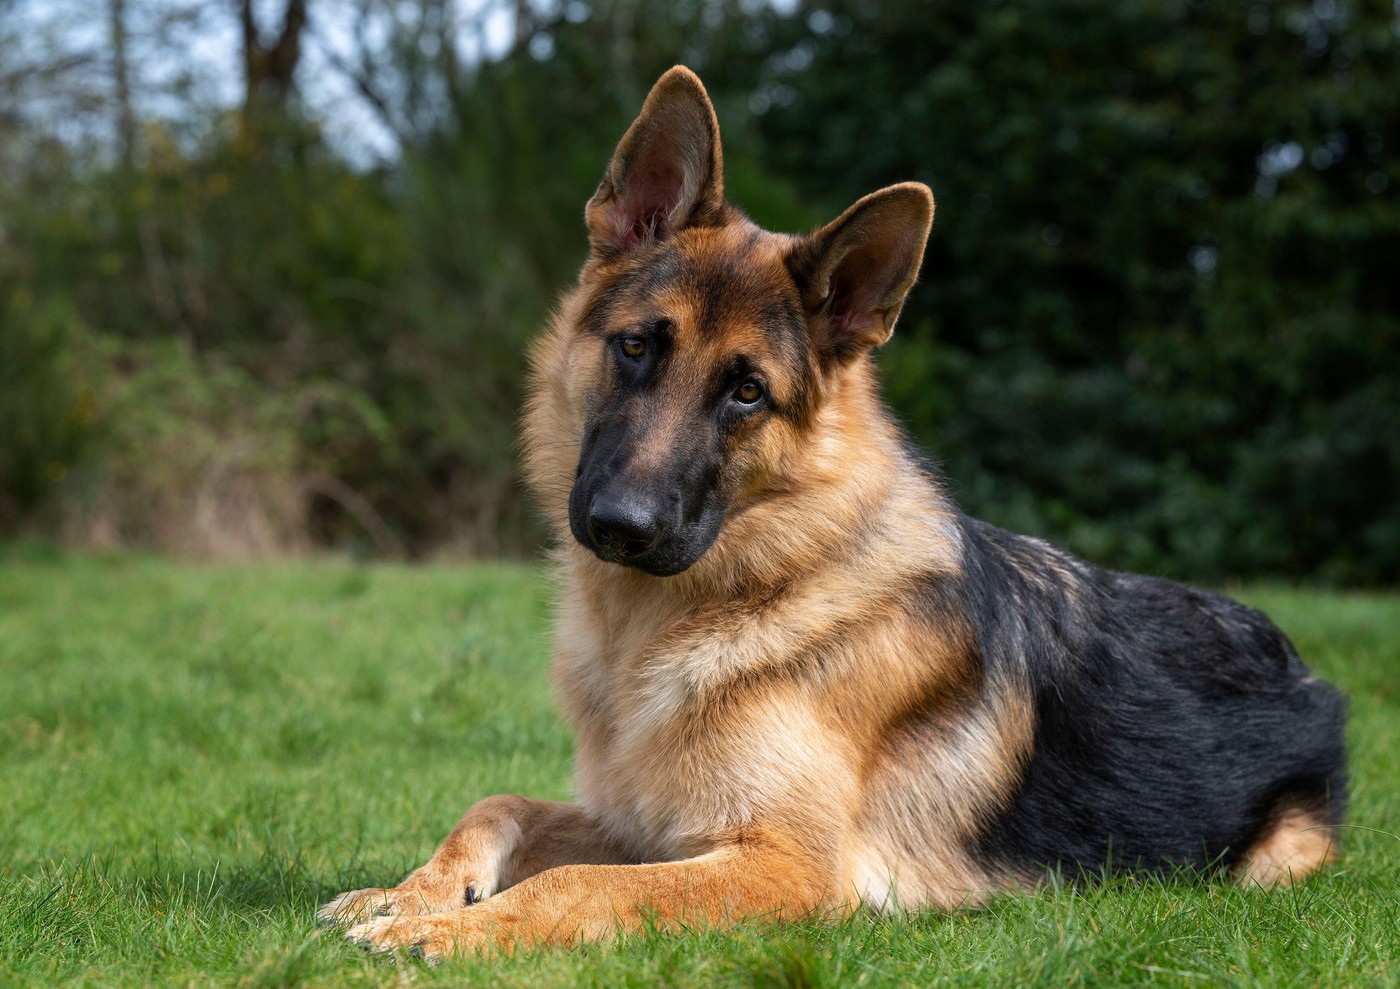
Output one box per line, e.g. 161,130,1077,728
321,67,1346,958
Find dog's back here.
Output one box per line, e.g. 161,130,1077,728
953,518,1347,882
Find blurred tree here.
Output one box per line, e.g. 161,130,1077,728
753,0,1400,582
109,0,136,170
240,0,308,120
0,0,1396,580
0,0,105,165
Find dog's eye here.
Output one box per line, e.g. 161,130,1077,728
619,337,646,361
733,379,764,405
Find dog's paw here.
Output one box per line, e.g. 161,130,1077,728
317,885,459,928
345,912,496,962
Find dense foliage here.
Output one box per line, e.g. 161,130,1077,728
2,0,1396,581
762,0,1400,583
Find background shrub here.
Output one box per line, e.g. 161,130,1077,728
1,0,1396,581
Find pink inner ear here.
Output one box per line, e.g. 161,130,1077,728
826,285,854,336
612,165,684,251
617,203,671,251
824,250,884,343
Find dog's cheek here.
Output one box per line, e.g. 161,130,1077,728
568,338,612,440
727,417,799,507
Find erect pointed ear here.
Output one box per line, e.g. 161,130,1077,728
585,66,725,259
787,183,934,365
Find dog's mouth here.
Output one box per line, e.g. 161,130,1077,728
588,540,694,577
575,513,710,577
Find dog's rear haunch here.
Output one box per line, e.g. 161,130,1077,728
320,67,1346,959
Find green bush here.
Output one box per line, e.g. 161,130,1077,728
0,290,101,529
757,0,1400,583
71,340,308,556
1,1,1396,581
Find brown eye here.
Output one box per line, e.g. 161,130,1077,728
734,379,764,404
620,337,646,360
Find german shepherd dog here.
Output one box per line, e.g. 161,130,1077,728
320,67,1347,959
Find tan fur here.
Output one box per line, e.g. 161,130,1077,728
1237,806,1338,888
321,66,1030,960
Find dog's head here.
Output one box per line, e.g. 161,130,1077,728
525,67,933,579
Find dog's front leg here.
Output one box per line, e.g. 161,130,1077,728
343,832,832,960
318,795,632,926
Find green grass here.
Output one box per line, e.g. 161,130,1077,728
0,548,1396,987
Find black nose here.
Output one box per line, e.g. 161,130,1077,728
587,492,662,558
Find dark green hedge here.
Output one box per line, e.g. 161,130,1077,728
2,0,1396,581
757,0,1400,583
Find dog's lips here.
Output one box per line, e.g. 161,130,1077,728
583,536,695,577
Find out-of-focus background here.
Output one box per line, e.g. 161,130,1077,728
2,0,1396,582
4,11,1400,986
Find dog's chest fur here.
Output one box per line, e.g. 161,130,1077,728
549,553,853,861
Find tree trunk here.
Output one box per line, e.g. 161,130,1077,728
110,0,135,170
240,0,308,120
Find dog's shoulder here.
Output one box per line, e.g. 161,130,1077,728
944,513,1312,694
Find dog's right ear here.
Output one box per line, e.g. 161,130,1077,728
585,66,725,260
788,183,934,366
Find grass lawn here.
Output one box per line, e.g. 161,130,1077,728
1,547,1396,987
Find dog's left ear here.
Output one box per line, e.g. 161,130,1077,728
788,182,934,365
585,66,725,259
